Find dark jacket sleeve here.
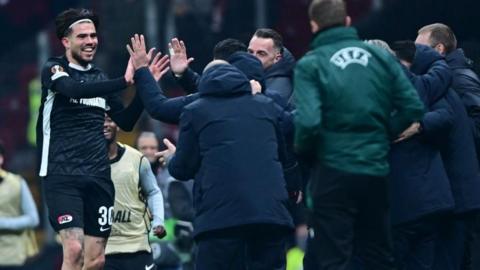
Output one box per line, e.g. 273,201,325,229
420,98,454,140
175,68,200,94
106,90,143,131
404,60,452,107
135,67,199,124
389,60,425,136
265,76,293,102
274,103,301,192
168,108,201,181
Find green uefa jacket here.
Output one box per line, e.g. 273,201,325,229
294,26,424,177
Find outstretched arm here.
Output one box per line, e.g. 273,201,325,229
139,157,166,238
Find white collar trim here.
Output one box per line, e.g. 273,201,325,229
69,62,92,71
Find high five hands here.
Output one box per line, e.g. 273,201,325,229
169,38,194,77
125,34,170,83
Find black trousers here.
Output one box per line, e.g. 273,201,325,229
195,224,290,270
434,211,480,270
104,251,155,270
304,165,396,270
392,214,442,270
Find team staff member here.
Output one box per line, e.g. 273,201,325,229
103,116,165,270
0,141,39,268
294,0,424,269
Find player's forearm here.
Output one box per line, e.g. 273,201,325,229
109,93,143,131
139,158,165,226
53,76,127,98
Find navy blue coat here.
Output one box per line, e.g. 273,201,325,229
168,64,294,236
264,47,295,104
433,90,480,213
389,45,454,225
136,53,302,193
413,47,480,214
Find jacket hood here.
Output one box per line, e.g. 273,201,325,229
446,48,474,70
411,44,444,75
265,47,296,79
198,63,251,96
227,52,266,89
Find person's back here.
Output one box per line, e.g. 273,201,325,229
168,62,293,269
447,48,480,99
437,90,480,213
170,62,292,235
295,1,423,270
446,49,480,150
296,28,423,176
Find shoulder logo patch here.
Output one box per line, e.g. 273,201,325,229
51,65,64,74
330,47,371,69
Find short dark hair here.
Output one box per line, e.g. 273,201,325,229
55,8,99,40
391,40,416,64
213,39,247,60
253,28,284,54
309,0,347,31
418,23,457,53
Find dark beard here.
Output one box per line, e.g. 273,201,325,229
72,51,91,67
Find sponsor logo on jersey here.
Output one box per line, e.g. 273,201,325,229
69,97,107,109
112,210,132,223
100,226,111,232
330,47,371,69
58,214,73,224
51,65,64,74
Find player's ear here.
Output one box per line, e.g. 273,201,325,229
61,37,70,49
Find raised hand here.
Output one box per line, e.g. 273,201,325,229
169,38,194,76
149,52,170,82
124,57,135,85
126,34,149,70
155,138,176,167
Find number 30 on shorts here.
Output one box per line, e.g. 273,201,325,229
98,206,114,226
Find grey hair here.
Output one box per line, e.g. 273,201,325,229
365,39,395,55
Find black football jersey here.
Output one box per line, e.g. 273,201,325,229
37,56,126,179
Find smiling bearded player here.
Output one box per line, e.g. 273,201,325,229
37,8,148,270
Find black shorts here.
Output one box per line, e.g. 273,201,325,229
104,251,155,270
43,175,115,238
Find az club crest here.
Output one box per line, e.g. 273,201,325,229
51,65,64,74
